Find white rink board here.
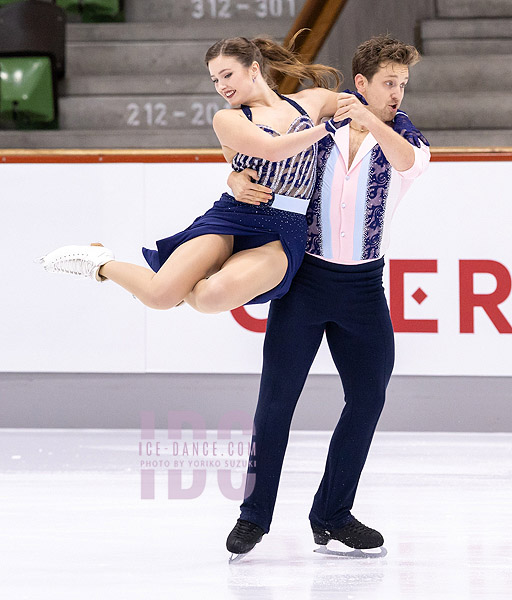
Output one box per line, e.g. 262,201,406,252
0,160,510,375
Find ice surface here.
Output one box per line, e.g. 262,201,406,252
1,430,511,599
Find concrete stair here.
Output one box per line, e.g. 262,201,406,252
58,94,226,130
0,128,220,148
66,41,214,76
66,19,289,43
407,55,512,92
0,0,304,148
1,0,509,149
421,18,512,55
401,92,512,130
421,129,512,148
436,0,512,18
124,0,304,23
405,1,512,147
60,74,213,96
422,18,512,40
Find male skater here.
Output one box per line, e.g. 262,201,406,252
225,35,430,556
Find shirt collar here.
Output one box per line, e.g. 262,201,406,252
334,124,378,172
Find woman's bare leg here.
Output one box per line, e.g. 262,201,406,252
99,234,233,310
186,240,288,313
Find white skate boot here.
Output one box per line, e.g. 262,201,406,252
36,244,115,282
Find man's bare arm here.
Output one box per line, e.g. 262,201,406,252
227,170,273,205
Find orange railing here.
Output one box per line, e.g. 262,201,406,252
1,148,511,164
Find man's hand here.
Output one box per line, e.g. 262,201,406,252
228,169,273,205
333,92,374,127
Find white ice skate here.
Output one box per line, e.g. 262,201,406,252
36,244,115,282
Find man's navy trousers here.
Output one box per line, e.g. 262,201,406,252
240,253,395,532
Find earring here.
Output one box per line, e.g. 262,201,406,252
252,76,256,82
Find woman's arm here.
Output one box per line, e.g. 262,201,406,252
212,108,330,163
334,93,416,171
293,87,342,122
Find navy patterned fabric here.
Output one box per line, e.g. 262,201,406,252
305,104,425,262
304,135,335,258
362,146,392,260
142,94,319,305
231,116,318,201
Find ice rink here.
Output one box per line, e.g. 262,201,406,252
1,429,511,599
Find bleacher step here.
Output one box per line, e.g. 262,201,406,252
436,0,512,18
0,128,220,149
61,74,214,96
66,19,287,42
124,0,305,23
402,92,512,129
59,94,226,130
407,55,512,92
422,38,512,55
421,18,512,40
423,129,512,148
57,90,512,133
0,129,509,151
67,41,214,75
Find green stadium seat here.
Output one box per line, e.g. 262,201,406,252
56,0,123,22
0,1,123,22
0,56,56,127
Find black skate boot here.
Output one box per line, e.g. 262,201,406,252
311,517,384,549
226,519,265,558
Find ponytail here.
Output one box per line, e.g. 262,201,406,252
205,31,342,91
252,31,342,91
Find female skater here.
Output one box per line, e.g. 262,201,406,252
38,36,343,313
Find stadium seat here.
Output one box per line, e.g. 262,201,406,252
56,0,123,22
0,56,56,127
0,1,66,77
0,1,123,22
0,1,64,128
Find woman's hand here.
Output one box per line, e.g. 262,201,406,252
228,169,273,205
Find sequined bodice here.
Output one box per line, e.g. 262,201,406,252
231,113,318,201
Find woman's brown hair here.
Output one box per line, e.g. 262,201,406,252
205,32,342,91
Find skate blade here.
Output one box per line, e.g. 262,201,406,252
228,552,248,564
314,545,387,559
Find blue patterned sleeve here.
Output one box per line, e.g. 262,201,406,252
393,111,430,147
325,116,350,135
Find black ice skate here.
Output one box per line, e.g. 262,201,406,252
311,517,384,549
226,519,265,562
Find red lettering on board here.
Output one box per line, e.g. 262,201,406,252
459,260,512,333
230,306,267,333
389,260,438,333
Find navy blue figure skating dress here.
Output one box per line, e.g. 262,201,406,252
142,94,318,304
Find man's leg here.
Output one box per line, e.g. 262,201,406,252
309,261,395,534
239,287,325,533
